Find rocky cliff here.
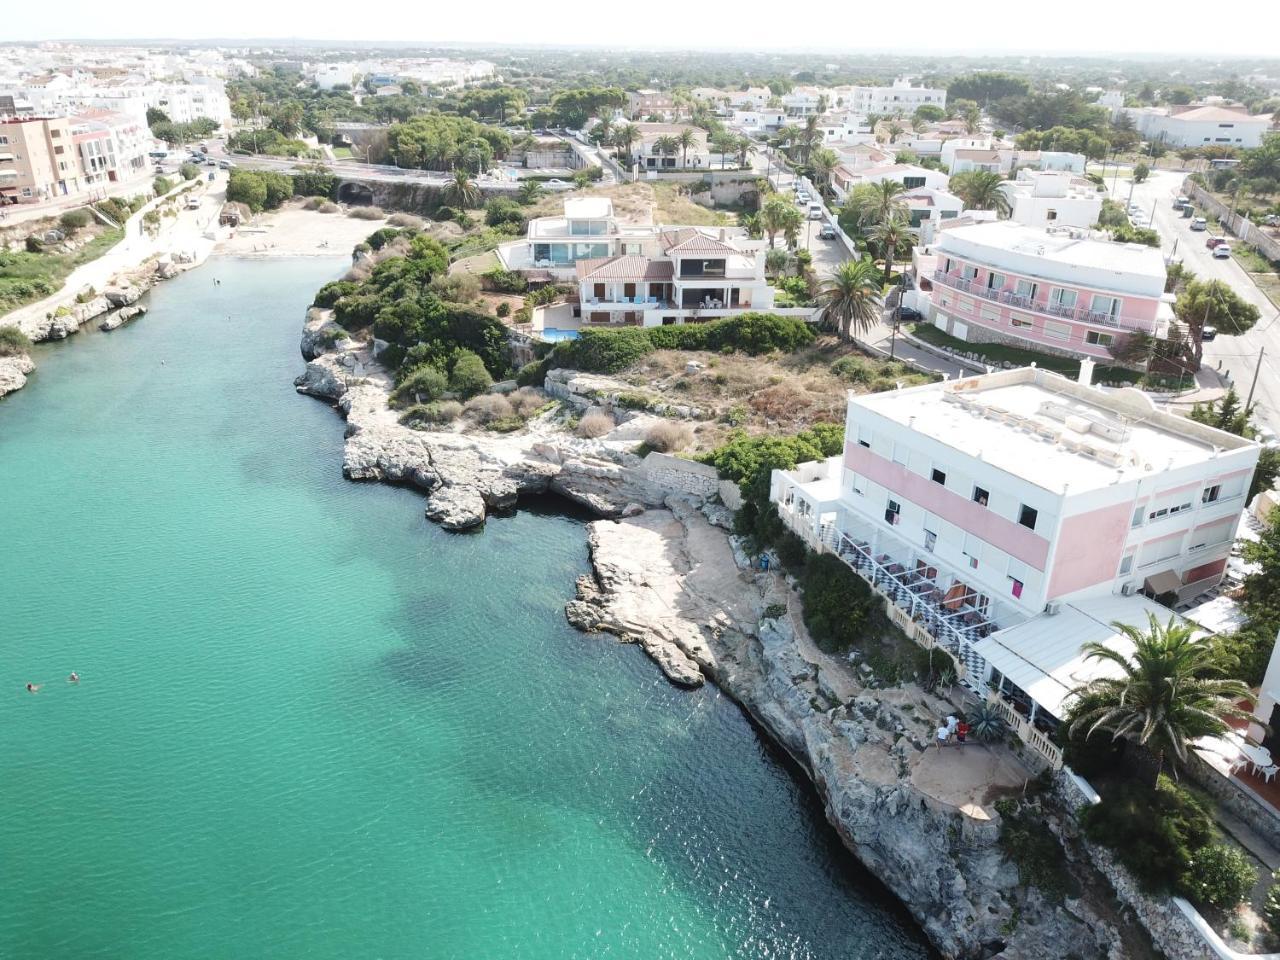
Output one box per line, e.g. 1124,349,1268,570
0,353,35,399
566,501,1141,960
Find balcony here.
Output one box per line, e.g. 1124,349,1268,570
582,295,672,309
932,270,1149,332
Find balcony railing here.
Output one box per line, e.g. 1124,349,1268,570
932,270,1148,331
583,296,671,309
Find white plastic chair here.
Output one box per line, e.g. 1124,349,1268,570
1264,765,1279,785
1228,757,1249,776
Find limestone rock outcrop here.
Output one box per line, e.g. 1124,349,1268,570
0,353,35,398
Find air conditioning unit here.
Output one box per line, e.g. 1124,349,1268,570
1044,601,1062,616
1120,582,1137,596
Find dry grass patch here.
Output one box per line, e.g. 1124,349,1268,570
644,420,694,453
577,411,616,438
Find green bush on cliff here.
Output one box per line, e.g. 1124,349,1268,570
0,325,34,357
226,169,294,212
390,365,448,407
546,313,815,375
449,350,493,398
797,554,879,653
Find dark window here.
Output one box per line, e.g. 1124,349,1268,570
679,258,726,278
1202,485,1221,504
885,499,901,526
903,176,925,189
1018,504,1038,530
973,486,989,506
857,439,870,448
931,468,946,485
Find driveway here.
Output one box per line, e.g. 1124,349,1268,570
1116,169,1280,431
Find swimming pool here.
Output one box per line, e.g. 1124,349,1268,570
539,327,581,342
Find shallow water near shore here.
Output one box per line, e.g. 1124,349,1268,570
0,258,934,959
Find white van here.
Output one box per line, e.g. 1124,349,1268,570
185,195,201,210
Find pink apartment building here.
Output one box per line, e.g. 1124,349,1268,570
926,221,1174,363
771,366,1258,766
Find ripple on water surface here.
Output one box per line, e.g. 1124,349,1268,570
0,258,934,960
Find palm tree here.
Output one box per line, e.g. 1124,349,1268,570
963,106,982,136
801,115,820,165
887,121,904,144
949,170,1011,217
810,148,838,200
854,179,908,229
869,216,911,285
819,258,884,341
759,194,801,249
765,246,791,277
611,123,640,163
590,116,613,147
445,169,480,209
1065,613,1256,784
676,127,697,169
652,135,679,167
734,136,754,169
711,132,737,169
516,179,544,205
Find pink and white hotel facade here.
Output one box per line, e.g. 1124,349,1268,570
771,367,1258,758
924,221,1175,362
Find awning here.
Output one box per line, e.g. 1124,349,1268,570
974,594,1197,719
1144,570,1182,596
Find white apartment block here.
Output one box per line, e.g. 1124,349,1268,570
1115,103,1270,149
497,198,778,334
830,162,949,203
1000,170,1103,230
313,63,358,91
772,366,1258,760
830,78,947,117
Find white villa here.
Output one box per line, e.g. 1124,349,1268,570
497,198,785,334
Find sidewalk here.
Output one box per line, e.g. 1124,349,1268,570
2,173,228,335
859,315,983,381
1,169,158,229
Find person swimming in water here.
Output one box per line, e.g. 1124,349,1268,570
25,683,39,694
68,672,79,683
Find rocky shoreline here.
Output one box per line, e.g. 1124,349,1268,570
293,308,1155,960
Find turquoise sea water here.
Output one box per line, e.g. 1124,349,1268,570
0,259,933,960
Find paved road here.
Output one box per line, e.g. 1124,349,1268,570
1117,169,1280,431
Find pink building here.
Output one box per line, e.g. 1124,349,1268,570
926,221,1174,362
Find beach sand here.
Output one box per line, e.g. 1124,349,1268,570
216,206,387,258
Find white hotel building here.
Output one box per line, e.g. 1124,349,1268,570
772,366,1258,764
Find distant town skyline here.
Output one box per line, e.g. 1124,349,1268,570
6,0,1280,58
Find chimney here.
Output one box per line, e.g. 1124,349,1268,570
1078,357,1095,387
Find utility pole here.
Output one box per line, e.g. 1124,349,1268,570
1246,346,1266,411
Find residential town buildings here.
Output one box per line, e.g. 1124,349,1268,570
1000,169,1104,230
627,123,710,170
0,115,82,203
922,221,1173,361
772,365,1259,762
1111,102,1271,149
627,90,677,121
497,197,779,333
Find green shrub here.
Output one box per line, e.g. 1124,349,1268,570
515,359,548,388
59,209,92,233
291,167,338,199
1264,872,1280,933
998,801,1080,902
798,553,879,653
0,325,34,357
481,267,528,293
365,227,403,251
966,702,1008,742
153,175,174,196
179,162,201,181
1082,775,1215,895
484,197,526,230
1184,844,1256,909
312,280,360,309
449,349,493,398
25,236,43,253
348,206,385,221
496,302,511,319
399,401,462,428
390,364,448,407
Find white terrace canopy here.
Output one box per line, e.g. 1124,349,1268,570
973,593,1199,721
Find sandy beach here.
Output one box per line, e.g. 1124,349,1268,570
216,206,387,258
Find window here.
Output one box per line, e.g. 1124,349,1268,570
1010,315,1032,328
1090,294,1121,319
903,176,925,189
987,272,1005,290
1018,504,1038,530
1119,554,1134,576
942,258,953,273
1008,577,1024,599
885,499,901,526
1085,331,1114,346
1043,321,1071,341
958,297,975,313
973,486,989,506
1202,484,1221,504
1131,506,1145,528
961,265,978,280
1015,279,1038,300
1050,288,1077,309
924,529,937,552
966,554,979,569
1046,209,1058,221
931,468,946,485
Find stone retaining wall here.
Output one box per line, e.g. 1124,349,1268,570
1184,179,1280,263
640,452,720,498
1185,750,1280,851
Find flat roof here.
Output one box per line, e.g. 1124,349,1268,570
974,594,1192,719
854,367,1255,491
563,197,613,220
936,220,1167,293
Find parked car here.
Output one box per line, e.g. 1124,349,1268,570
1212,243,1232,259
185,195,201,210
1173,196,1190,209
543,178,569,189
807,203,823,220
817,224,838,240
1201,325,1218,341
795,191,811,204
896,307,923,322
1190,217,1207,231
1206,236,1226,249
205,157,218,166
1264,214,1280,227
218,160,235,170
199,145,209,154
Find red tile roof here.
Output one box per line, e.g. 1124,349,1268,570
575,256,674,281
659,228,739,254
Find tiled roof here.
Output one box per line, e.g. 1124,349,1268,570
659,228,739,254
575,256,674,281
1168,105,1261,123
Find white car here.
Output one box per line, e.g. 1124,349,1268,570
543,178,570,190
1212,243,1232,259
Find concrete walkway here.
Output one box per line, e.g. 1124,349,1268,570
859,315,983,381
